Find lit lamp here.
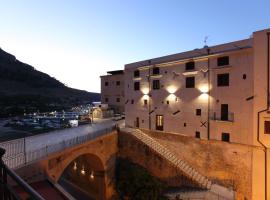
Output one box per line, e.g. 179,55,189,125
90,171,94,180
198,84,209,100
73,162,77,171
81,165,86,175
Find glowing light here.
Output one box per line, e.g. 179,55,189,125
90,171,94,180
143,94,149,100
81,166,86,175
141,87,149,95
199,93,209,100
167,93,177,101
73,162,77,171
166,85,178,94
198,83,211,94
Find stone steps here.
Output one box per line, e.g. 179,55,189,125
122,128,211,189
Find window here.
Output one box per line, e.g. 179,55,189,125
195,131,200,138
134,82,140,91
185,61,195,71
196,109,201,116
243,74,247,80
116,98,120,102
105,98,109,103
221,133,230,142
105,81,109,86
134,70,140,77
131,99,134,104
217,73,229,86
186,77,195,88
152,80,160,90
144,99,148,105
152,67,160,75
265,121,270,134
217,56,229,66
221,104,229,121
116,81,120,86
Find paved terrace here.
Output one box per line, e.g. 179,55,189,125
0,118,122,169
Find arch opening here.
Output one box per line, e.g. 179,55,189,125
58,153,105,200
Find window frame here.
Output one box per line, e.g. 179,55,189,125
217,56,229,66
134,82,140,91
152,79,160,90
185,61,195,71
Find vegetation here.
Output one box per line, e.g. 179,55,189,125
116,158,168,200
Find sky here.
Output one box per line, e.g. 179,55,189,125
0,0,270,93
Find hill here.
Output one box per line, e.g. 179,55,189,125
0,48,100,117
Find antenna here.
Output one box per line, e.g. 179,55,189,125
204,36,209,48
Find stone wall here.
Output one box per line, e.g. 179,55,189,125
118,131,202,189
142,129,257,200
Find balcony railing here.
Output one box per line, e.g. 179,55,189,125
211,112,234,122
0,148,45,200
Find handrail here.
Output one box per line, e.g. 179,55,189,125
0,148,45,200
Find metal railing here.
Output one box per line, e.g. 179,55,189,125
211,112,234,122
1,126,116,169
0,148,45,200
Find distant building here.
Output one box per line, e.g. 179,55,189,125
100,70,125,113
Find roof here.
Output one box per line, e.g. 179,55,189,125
125,38,253,70
107,70,124,75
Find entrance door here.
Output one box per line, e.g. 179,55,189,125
221,104,228,121
156,115,164,131
135,117,139,128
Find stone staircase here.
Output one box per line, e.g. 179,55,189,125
122,128,234,200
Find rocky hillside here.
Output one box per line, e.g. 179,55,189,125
0,48,100,117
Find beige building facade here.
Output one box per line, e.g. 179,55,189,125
124,28,270,199
100,70,125,113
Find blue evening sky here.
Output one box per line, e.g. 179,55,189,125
0,0,270,92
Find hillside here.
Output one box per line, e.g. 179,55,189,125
0,48,100,117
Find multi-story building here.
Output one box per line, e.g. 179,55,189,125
124,28,270,199
100,70,125,113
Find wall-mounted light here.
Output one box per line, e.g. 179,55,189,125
73,162,77,171
81,165,86,175
90,171,94,180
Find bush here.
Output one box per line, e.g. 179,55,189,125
116,158,168,200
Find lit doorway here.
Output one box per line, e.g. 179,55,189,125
156,115,164,131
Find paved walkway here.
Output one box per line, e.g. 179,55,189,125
24,118,118,152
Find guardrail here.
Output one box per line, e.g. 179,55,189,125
1,126,116,169
0,148,45,200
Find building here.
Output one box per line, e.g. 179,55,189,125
124,28,270,199
100,70,125,114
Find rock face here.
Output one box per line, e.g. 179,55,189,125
0,48,100,117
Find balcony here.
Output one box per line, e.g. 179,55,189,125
211,112,234,123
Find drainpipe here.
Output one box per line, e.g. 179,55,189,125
207,47,211,140
256,32,270,200
148,60,152,130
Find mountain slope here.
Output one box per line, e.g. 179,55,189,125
0,48,100,117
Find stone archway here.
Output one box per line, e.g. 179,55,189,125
59,153,106,200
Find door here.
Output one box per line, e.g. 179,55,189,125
156,115,164,131
135,117,139,128
221,104,228,121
